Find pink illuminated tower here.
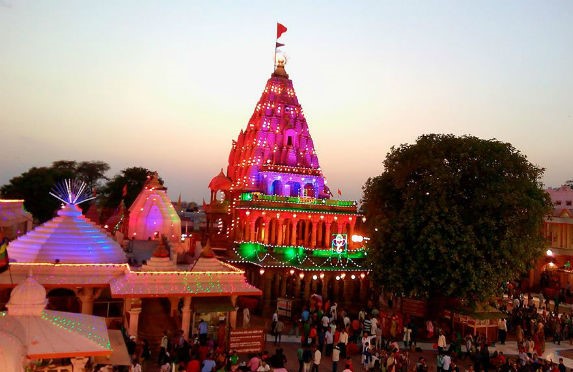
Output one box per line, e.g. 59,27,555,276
207,56,369,311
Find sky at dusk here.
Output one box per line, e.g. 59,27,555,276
1,1,572,203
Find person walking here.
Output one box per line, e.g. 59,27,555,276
311,344,322,372
274,319,285,346
332,344,341,372
498,318,507,345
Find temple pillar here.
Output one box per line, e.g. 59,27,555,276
303,275,311,302
182,296,192,340
273,272,281,299
291,221,298,245
277,220,284,246
305,220,311,246
71,357,89,372
359,278,367,302
295,276,302,300
333,277,340,301
128,307,142,339
263,272,273,310
322,277,329,300
280,273,288,297
325,224,331,248
343,278,353,305
262,218,269,244
169,297,180,317
317,222,323,248
76,287,102,315
249,221,256,242
311,221,318,248
230,295,238,329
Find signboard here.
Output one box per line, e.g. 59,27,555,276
277,297,293,318
228,328,265,354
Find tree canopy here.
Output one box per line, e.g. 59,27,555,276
1,161,110,223
98,167,161,210
362,134,552,303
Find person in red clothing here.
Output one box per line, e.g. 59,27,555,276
187,353,201,372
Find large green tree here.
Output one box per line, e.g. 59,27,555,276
362,134,552,303
98,167,160,210
1,161,110,223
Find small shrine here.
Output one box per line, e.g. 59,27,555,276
127,171,182,241
0,275,112,371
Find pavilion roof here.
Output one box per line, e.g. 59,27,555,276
109,270,261,297
0,263,128,287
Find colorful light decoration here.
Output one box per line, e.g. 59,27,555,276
299,272,304,279
259,268,265,275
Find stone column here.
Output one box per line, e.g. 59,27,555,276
343,278,354,306
229,295,238,329
128,307,142,339
181,296,192,340
249,221,256,242
262,218,269,244
311,221,318,248
333,277,340,301
321,277,329,300
325,224,331,248
71,357,89,372
277,221,284,246
317,222,324,248
280,273,288,297
263,272,273,311
359,278,367,302
76,287,102,315
291,221,298,245
303,275,312,301
273,272,281,299
169,297,180,317
294,276,302,300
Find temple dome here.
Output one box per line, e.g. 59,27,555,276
209,169,232,191
6,276,48,316
7,204,126,264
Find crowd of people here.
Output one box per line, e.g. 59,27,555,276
116,291,573,372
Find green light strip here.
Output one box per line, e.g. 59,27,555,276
239,192,356,207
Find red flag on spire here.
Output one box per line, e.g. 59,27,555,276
202,198,207,210
122,184,128,197
276,42,285,48
277,23,287,39
337,188,342,196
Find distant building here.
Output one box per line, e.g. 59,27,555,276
206,58,370,312
531,185,573,293
0,200,33,240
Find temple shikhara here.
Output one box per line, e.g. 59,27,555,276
206,57,370,311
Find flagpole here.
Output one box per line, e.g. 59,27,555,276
274,23,278,71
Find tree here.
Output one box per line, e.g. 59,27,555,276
1,161,110,223
98,167,160,210
362,134,552,303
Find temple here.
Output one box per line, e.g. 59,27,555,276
0,179,261,369
206,58,370,312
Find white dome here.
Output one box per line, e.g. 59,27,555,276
7,204,126,264
7,276,48,316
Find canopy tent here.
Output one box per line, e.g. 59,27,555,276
0,309,112,359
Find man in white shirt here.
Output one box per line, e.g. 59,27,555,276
442,353,452,372
312,345,321,372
